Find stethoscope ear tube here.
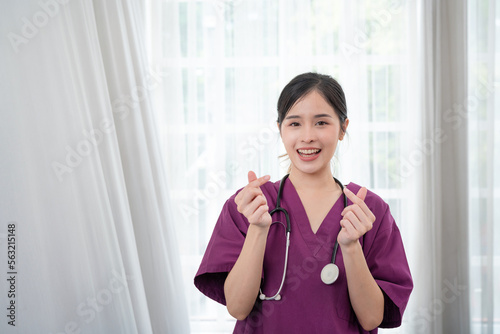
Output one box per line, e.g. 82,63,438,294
259,230,290,301
331,176,347,265
260,174,291,300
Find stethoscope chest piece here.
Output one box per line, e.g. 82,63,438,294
260,174,347,300
320,263,339,285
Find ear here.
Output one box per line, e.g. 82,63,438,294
339,118,349,140
277,122,281,135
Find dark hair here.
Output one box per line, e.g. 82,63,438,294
277,72,348,134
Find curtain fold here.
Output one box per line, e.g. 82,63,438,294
436,0,471,333
435,0,470,332
404,0,470,333
0,1,189,333
92,1,190,332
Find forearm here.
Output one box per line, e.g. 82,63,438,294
224,224,269,320
342,241,384,331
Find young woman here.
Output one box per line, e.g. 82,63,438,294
194,72,413,333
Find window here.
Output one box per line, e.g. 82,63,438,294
147,1,418,332
467,0,500,332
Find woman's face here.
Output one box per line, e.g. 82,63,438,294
279,90,347,177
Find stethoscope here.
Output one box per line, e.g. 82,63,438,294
259,174,347,301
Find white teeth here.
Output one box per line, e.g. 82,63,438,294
298,149,320,155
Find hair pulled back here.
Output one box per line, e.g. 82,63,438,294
277,72,348,134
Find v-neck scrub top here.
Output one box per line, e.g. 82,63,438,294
195,178,413,334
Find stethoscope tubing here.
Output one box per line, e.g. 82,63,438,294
259,174,347,301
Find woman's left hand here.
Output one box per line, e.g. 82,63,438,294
337,187,376,247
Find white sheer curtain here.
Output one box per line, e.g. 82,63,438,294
401,0,470,333
468,0,500,332
0,1,189,333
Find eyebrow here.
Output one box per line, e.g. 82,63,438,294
285,113,334,120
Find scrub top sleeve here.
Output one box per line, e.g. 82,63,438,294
366,205,413,328
194,195,249,305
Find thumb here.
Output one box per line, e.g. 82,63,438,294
248,170,258,183
356,187,368,201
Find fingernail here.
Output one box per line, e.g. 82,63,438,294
263,175,270,181
344,187,351,193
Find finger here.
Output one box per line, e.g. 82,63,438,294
343,187,374,220
341,204,369,224
236,174,269,203
242,194,268,218
235,185,259,204
356,187,367,201
249,204,271,225
339,220,351,235
343,187,363,204
248,175,271,188
247,171,271,187
343,210,369,234
248,171,258,183
339,219,357,240
246,198,270,224
236,187,264,211
344,209,375,236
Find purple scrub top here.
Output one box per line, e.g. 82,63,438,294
195,178,413,333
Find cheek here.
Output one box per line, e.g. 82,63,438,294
280,130,296,147
319,133,340,150
322,128,340,140
283,139,295,152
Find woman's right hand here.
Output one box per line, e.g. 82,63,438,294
234,171,272,229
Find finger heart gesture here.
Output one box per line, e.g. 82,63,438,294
234,171,272,229
338,187,376,247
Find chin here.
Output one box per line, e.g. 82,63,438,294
291,164,328,176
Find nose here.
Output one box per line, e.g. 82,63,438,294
301,124,316,143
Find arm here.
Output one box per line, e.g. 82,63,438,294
339,187,384,331
341,240,384,330
223,171,271,320
224,224,269,320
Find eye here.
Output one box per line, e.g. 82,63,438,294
289,122,300,127
316,120,328,126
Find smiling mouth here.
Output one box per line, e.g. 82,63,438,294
297,149,321,156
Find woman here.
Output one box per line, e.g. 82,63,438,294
194,72,413,333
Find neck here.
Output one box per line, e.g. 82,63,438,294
288,167,337,192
